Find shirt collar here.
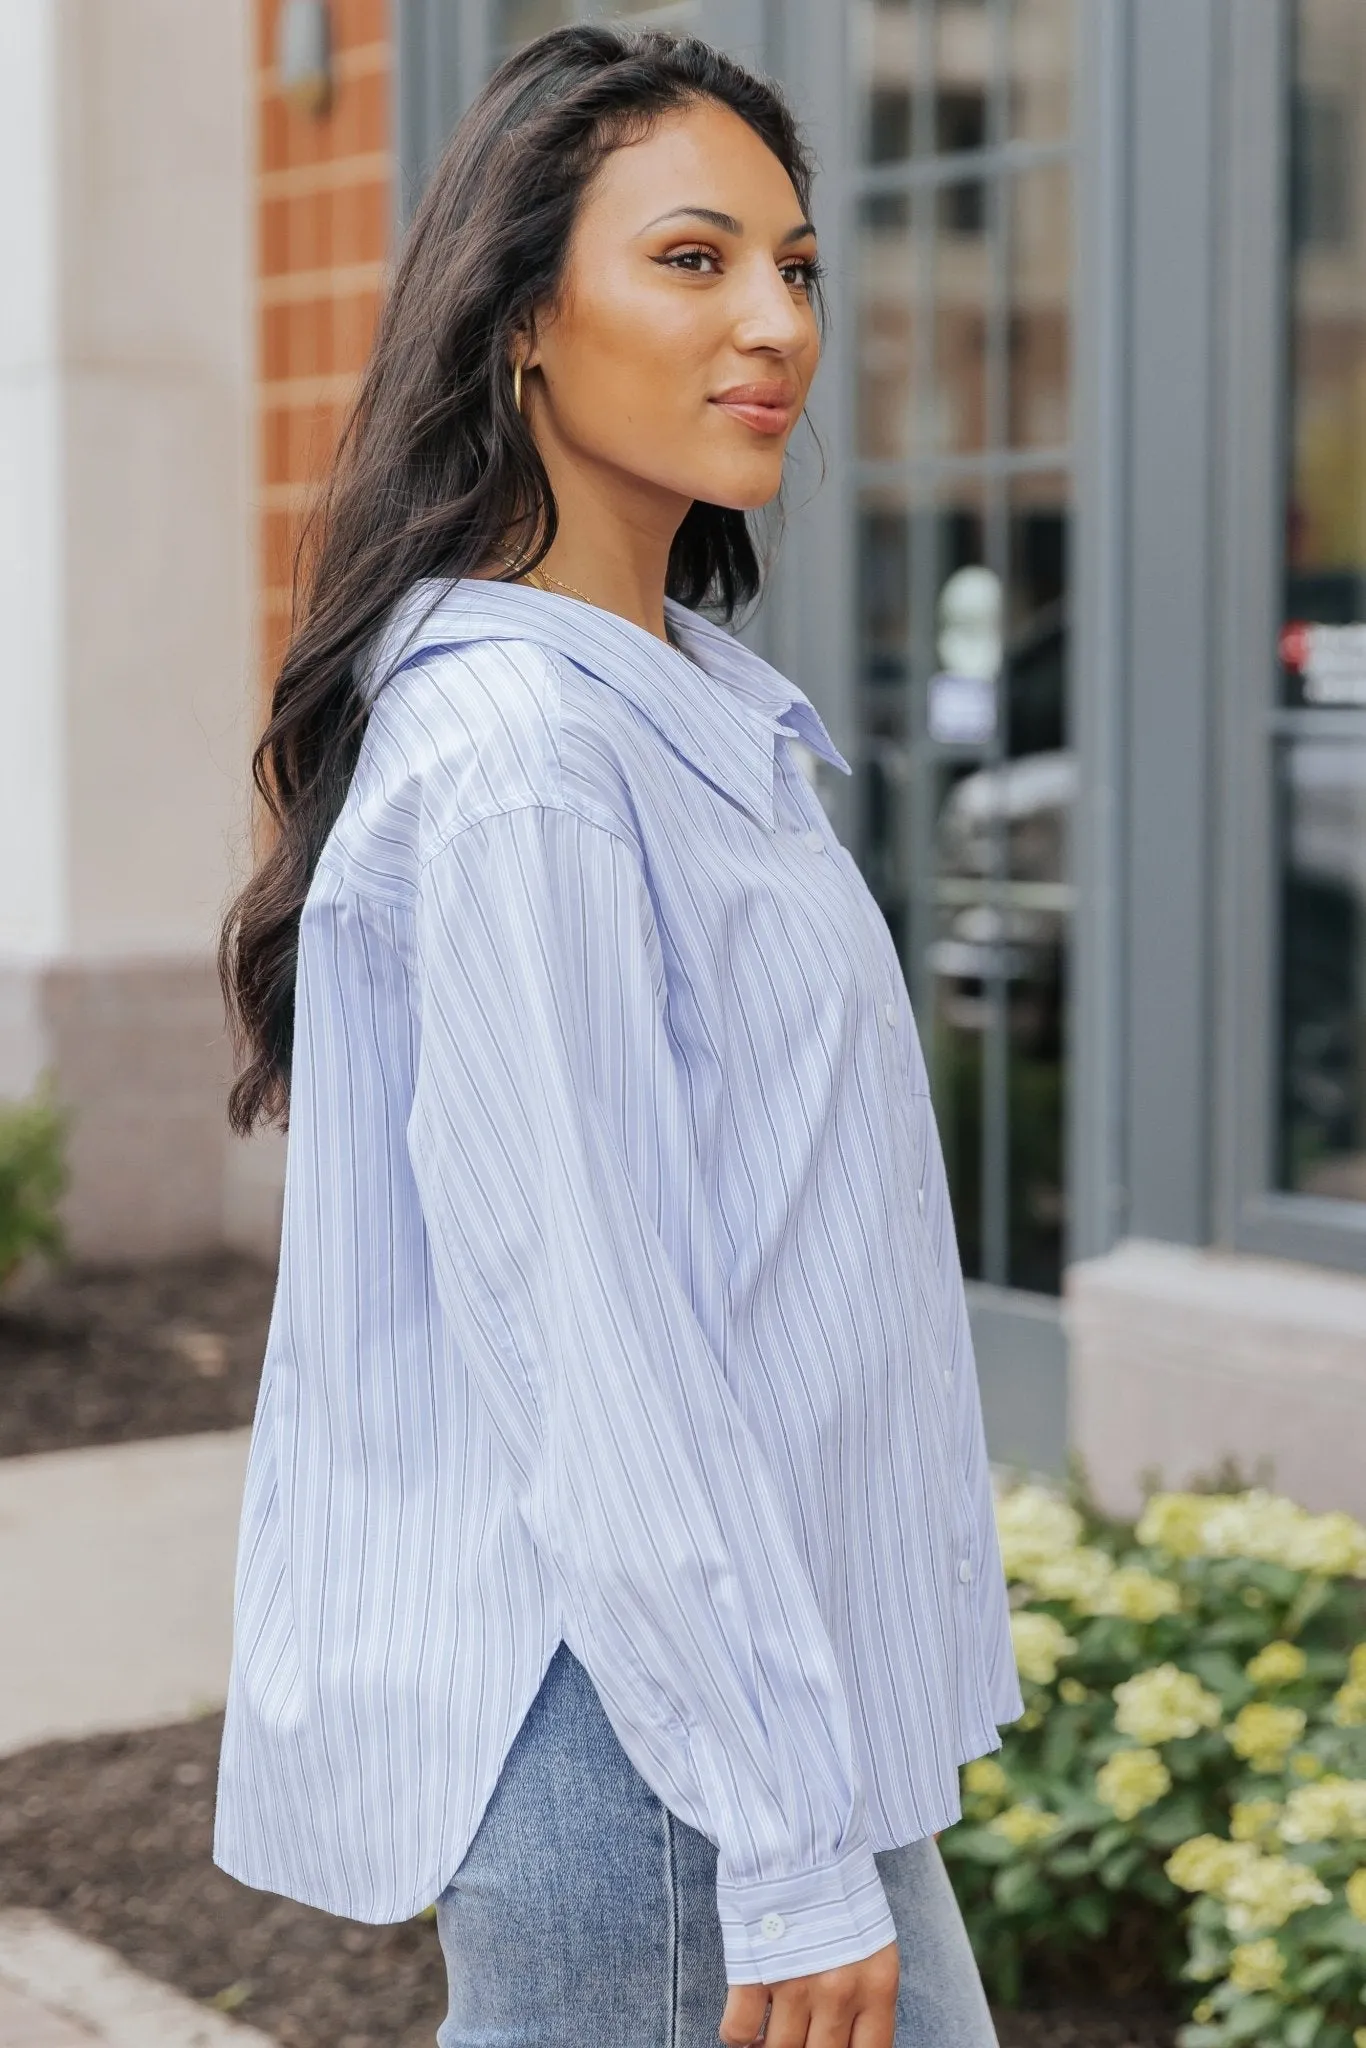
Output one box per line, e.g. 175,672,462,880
361,576,851,832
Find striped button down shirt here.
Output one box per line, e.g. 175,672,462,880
212,575,1022,1985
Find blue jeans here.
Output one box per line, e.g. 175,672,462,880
434,1641,998,2047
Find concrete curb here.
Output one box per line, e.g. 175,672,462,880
0,1911,277,2048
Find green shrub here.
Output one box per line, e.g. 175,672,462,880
944,1480,1366,2045
0,1083,68,1290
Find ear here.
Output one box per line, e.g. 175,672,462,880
512,302,544,374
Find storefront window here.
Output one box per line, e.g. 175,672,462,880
1278,0,1366,1205
850,0,1075,1292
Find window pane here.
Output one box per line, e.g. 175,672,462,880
1009,0,1073,143
852,0,917,167
933,179,991,453
1278,741,1366,1202
1009,161,1071,447
856,192,920,460
1275,2,1366,1215
1005,474,1071,1288
933,0,992,154
1281,0,1366,708
856,487,914,929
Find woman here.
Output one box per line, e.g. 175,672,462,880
214,24,1020,2048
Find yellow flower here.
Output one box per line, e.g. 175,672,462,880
1010,1610,1078,1686
1244,1640,1307,1689
1347,1867,1366,1923
1332,1682,1366,1728
1138,1489,1366,1575
1136,1492,1223,1558
1222,1853,1331,1935
1290,1750,1324,1778
1227,1938,1285,1992
1199,1491,1366,1577
1059,1677,1089,1705
988,1804,1060,1848
1289,1510,1366,1577
1086,1566,1183,1623
964,1757,1009,1797
1029,1546,1115,1607
995,1485,1083,1580
1350,1644,1366,1686
963,1758,1009,1812
1353,2030,1366,2048
1279,1775,1366,1844
1165,1835,1259,1895
1229,1799,1282,1846
1095,1747,1171,1822
1228,1702,1308,1772
1112,1664,1222,1746
1193,2000,1215,2024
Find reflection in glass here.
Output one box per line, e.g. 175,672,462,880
1009,0,1073,142
1278,743,1366,1203
847,0,1077,1292
1276,2,1366,1215
934,0,992,154
933,181,990,453
495,0,573,48
1006,471,1069,756
857,193,918,461
852,0,917,167
1283,0,1366,706
1009,162,1071,447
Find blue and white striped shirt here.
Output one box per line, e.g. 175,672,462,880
212,576,1022,1985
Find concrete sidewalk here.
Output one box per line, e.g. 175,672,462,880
0,1429,249,1757
0,1912,275,2048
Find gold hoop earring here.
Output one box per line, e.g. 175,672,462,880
513,358,524,416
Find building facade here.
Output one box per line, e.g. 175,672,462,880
3,1,1361,1512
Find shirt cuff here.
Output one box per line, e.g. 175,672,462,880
715,1832,898,1985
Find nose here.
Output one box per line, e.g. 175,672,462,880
729,248,815,359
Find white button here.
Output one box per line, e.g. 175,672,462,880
943,1369,953,1387
958,1559,973,1584
760,1911,786,1939
882,998,897,1027
803,828,824,852
917,1186,926,1213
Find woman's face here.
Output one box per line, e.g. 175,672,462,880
522,98,821,517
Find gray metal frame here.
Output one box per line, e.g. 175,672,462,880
1067,0,1129,1262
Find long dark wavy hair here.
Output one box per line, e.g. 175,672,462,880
219,23,818,1136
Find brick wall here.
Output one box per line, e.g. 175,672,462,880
256,0,394,688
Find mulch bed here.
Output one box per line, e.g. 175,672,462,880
0,1713,1181,2048
0,1252,275,1459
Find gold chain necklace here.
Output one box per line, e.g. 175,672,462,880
498,549,594,607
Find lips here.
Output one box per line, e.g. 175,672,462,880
709,386,798,436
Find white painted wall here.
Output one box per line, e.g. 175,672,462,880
0,0,254,964
0,0,65,960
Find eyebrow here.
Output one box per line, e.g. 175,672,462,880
637,205,817,246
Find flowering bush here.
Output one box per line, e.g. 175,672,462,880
942,1481,1366,2044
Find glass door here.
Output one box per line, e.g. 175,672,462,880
850,0,1076,1293
1275,0,1366,1211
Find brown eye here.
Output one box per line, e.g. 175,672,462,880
781,255,822,291
660,246,722,275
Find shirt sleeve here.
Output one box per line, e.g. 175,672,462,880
405,800,897,1986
